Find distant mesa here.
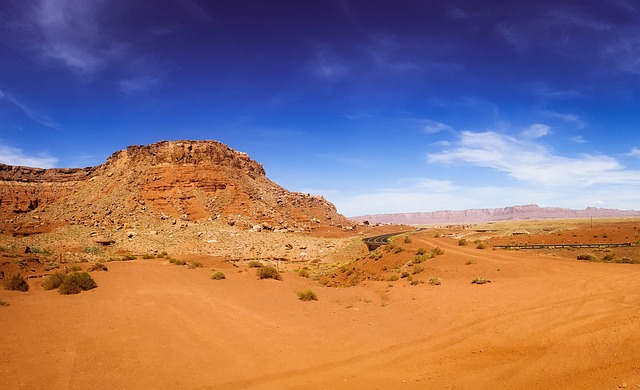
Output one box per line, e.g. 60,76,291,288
0,140,352,232
352,204,640,225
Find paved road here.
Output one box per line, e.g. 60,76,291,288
363,228,426,250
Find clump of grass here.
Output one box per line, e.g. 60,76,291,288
428,277,441,286
602,253,615,262
458,238,468,246
577,253,597,261
87,262,108,272
188,261,203,269
42,271,66,290
412,265,424,274
410,279,423,285
3,273,29,292
415,248,427,255
471,277,491,284
142,253,154,259
58,272,97,295
298,268,310,278
168,258,187,266
257,266,281,280
247,260,263,268
296,289,318,301
412,254,431,264
121,254,136,261
403,235,412,244
431,247,445,256
400,271,410,279
210,271,226,280
476,242,487,250
386,273,399,282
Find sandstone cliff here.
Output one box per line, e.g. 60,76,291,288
0,140,351,232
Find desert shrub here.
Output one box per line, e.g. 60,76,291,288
412,254,430,264
298,268,310,278
410,279,423,285
257,266,281,280
577,253,597,261
471,277,491,284
142,253,154,259
431,247,445,256
87,262,108,272
400,271,410,279
121,254,136,261
428,277,441,286
403,235,412,244
69,265,82,272
602,254,615,262
3,273,29,292
0,300,8,306
168,258,187,266
415,248,427,255
476,242,486,249
387,273,399,282
160,251,168,257
58,272,97,295
433,233,441,238
188,261,203,269
368,251,382,260
458,239,468,246
210,271,226,280
247,260,263,268
42,271,66,290
613,257,639,264
412,265,424,274
44,263,60,271
83,246,103,255
465,260,475,265
296,289,318,301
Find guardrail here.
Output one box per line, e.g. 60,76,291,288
494,242,632,250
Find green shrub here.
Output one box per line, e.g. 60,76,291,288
58,272,97,295
247,260,263,268
3,273,29,292
210,271,226,280
298,268,310,278
257,266,281,280
42,271,66,290
296,289,318,301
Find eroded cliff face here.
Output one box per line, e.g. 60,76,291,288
0,140,351,232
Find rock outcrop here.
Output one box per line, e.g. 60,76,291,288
0,140,352,232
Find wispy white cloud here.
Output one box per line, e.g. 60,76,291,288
628,148,640,158
569,135,587,143
541,110,586,128
520,123,551,139
0,88,58,128
420,120,452,134
0,142,58,168
118,75,161,94
428,130,640,187
308,47,350,79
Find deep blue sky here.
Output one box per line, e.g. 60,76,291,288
1,0,640,216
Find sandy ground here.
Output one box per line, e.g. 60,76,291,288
2,221,640,389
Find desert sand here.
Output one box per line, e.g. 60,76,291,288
2,219,640,389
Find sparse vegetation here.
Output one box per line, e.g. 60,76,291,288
416,248,427,255
247,260,263,268
386,273,399,282
3,273,29,292
410,279,423,285
142,253,154,259
188,261,204,269
577,253,598,261
403,235,412,244
58,272,97,295
257,266,281,280
87,262,108,272
296,289,318,301
400,271,410,279
428,277,441,286
0,300,9,306
83,246,103,255
168,258,187,266
42,271,66,290
465,260,475,265
298,268,310,278
458,238,468,246
210,271,226,280
69,265,82,272
471,277,491,284
412,254,430,264
44,263,60,271
602,253,615,262
431,247,445,256
476,242,487,250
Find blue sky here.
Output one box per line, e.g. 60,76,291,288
1,0,640,216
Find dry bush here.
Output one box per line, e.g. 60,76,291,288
247,260,263,268
298,268,310,278
458,239,468,246
415,248,427,255
87,262,108,272
471,277,491,284
428,277,441,286
42,271,66,290
210,271,226,280
3,273,29,292
257,266,281,280
431,247,445,256
577,253,597,261
296,290,318,301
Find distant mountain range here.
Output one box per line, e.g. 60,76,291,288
351,204,640,225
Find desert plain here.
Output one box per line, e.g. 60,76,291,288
2,218,640,389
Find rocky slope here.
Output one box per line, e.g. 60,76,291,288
353,204,640,225
0,140,352,233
